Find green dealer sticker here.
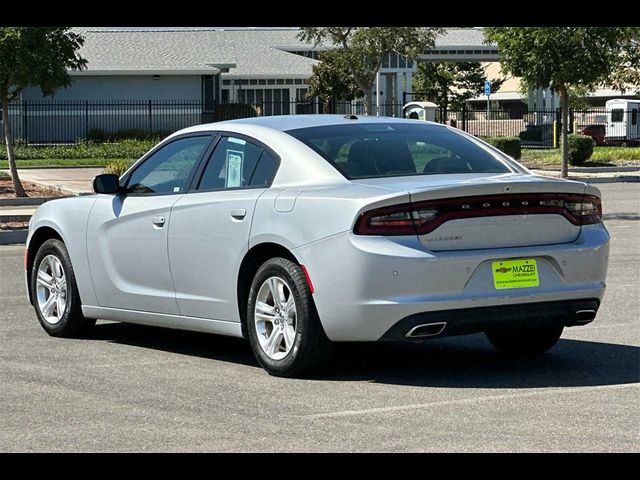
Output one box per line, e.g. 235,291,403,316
492,259,539,290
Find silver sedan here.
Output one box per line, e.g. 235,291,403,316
25,115,610,377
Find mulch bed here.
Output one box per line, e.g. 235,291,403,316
0,178,70,230
0,178,69,199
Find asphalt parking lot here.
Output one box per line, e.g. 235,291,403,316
0,183,638,452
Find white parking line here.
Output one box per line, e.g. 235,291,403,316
305,383,639,419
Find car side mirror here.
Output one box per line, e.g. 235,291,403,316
93,174,123,195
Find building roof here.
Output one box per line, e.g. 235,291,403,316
74,28,318,77
72,27,492,78
434,28,492,47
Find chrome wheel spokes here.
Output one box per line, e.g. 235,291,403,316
254,276,297,360
36,255,67,325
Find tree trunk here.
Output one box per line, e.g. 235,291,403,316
363,92,372,116
2,98,26,197
559,86,570,178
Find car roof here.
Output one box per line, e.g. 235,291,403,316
174,114,447,135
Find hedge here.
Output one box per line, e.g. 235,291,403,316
0,139,155,160
567,134,594,165
484,136,522,160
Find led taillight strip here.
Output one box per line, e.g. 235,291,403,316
354,193,602,236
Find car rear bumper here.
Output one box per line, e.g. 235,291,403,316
293,223,609,342
379,298,599,341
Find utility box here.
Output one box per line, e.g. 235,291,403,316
403,101,437,122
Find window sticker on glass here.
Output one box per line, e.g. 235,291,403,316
228,137,247,146
226,150,244,188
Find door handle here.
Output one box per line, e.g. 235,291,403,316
152,215,166,227
230,209,246,220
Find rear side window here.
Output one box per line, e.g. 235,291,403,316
197,136,277,190
611,109,624,123
286,123,510,179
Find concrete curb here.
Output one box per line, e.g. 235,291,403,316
0,229,27,245
0,197,49,207
0,214,31,223
534,166,640,173
13,179,81,196
575,175,640,183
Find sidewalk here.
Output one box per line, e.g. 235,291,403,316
9,168,103,195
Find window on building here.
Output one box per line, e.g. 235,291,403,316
632,109,638,126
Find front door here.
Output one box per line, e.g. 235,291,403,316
86,135,212,313
168,135,279,321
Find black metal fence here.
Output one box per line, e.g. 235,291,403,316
1,100,637,148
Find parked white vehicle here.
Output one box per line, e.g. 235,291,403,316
25,115,610,377
605,99,640,144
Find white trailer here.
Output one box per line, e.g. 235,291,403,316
605,99,640,144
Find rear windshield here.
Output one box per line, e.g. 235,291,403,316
286,123,511,179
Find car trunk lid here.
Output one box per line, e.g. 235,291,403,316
353,173,593,251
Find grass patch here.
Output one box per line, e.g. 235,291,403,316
521,147,640,168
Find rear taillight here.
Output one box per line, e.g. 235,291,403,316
354,193,602,236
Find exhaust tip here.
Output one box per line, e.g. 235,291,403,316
575,309,597,324
406,322,447,338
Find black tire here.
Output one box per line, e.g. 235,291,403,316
31,238,95,337
246,257,332,377
486,325,564,356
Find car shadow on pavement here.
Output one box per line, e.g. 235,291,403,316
92,321,259,368
92,322,639,388
325,335,640,388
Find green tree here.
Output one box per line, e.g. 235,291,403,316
299,27,443,115
484,27,636,177
307,51,363,112
412,61,505,112
0,28,86,196
610,28,640,94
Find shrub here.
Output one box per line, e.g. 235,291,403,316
214,103,258,122
484,136,522,160
87,128,108,142
103,159,132,176
0,139,155,160
86,128,169,143
567,134,594,165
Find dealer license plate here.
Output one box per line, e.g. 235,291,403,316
492,259,539,290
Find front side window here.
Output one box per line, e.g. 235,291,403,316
197,136,278,190
126,136,210,194
286,123,511,179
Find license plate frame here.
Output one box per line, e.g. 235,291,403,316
492,259,539,290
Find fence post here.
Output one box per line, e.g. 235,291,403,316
148,100,153,134
569,107,575,134
461,104,467,132
85,100,89,141
22,101,28,146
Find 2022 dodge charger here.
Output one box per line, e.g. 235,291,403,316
25,115,610,377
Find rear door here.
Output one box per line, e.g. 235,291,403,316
607,103,626,139
168,134,279,321
86,134,212,313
